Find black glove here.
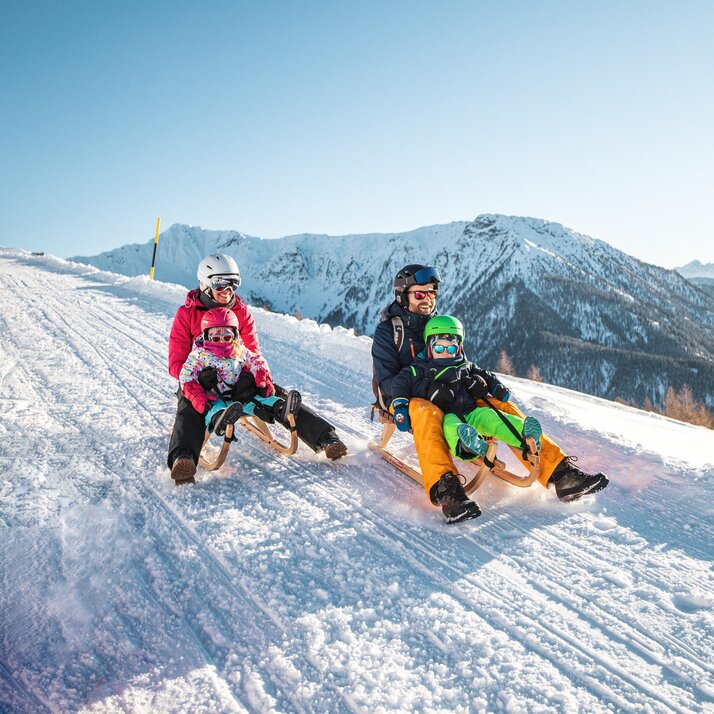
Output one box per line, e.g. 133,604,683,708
197,367,219,391
465,375,489,400
426,381,455,412
231,371,258,402
492,383,511,402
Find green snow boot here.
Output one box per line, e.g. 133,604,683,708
456,422,488,459
522,416,542,452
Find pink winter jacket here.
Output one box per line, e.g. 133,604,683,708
168,289,260,381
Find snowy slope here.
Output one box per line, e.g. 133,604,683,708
1,248,713,713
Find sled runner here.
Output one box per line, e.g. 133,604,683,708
368,405,540,496
198,393,301,471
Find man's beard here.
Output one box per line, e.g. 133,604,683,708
415,302,435,314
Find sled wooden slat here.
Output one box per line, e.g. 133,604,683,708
199,413,298,471
239,413,298,456
369,406,540,494
199,423,235,471
368,421,422,485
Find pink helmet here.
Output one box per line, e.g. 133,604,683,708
201,307,239,338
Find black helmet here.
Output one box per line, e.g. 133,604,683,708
393,264,441,306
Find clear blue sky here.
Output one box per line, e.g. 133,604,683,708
1,0,712,267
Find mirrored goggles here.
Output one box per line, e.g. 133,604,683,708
210,276,240,292
408,289,438,300
432,343,459,355
411,266,441,285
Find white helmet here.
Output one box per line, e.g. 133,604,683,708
197,254,241,293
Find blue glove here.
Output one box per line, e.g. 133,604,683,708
493,383,511,402
391,398,411,432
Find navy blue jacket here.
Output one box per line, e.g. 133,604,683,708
371,301,435,404
390,351,504,419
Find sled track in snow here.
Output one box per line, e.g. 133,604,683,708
3,276,356,711
47,278,712,712
224,440,711,713
483,514,714,677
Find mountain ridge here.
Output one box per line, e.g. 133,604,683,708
71,214,714,410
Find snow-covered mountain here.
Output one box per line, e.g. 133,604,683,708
677,260,714,279
70,215,714,410
1,247,713,712
676,260,714,299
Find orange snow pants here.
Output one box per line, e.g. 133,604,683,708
393,398,457,500
391,397,567,497
473,397,567,486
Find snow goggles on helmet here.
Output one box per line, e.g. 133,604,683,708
432,343,459,355
210,276,240,292
408,289,438,300
409,267,441,285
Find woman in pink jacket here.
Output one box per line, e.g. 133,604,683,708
167,254,347,484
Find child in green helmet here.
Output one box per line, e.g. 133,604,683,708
390,315,542,462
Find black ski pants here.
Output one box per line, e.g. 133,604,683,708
167,385,336,467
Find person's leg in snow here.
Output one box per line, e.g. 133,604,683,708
549,457,609,501
208,401,245,436
273,383,347,460
429,472,481,524
167,389,204,485
473,396,571,484
444,408,542,457
470,396,607,500
398,399,480,522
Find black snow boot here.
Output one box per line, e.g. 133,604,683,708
213,402,245,436
550,457,609,502
430,472,481,524
316,429,348,461
250,390,302,425
170,449,197,486
276,389,302,424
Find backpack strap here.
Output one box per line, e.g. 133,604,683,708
391,315,404,353
372,316,406,411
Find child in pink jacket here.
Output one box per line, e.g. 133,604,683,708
179,307,300,435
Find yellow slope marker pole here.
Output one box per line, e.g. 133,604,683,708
149,217,161,280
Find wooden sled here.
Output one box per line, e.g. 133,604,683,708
199,412,298,471
368,406,540,496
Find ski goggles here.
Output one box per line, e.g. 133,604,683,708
206,328,236,342
410,266,441,285
407,289,438,300
432,343,459,355
210,276,241,292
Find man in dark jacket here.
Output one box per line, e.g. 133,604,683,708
372,265,608,522
372,265,481,522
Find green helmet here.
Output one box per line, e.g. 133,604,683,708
424,315,464,342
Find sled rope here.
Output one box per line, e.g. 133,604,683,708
481,395,530,459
